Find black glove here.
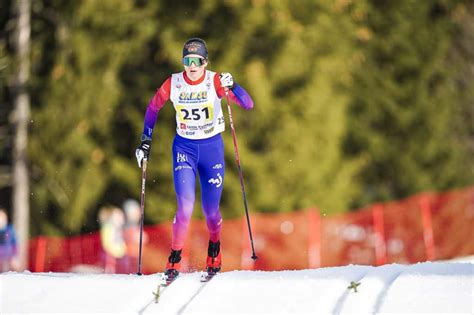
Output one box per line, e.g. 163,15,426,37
135,140,151,167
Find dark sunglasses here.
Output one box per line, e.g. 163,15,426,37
183,56,206,67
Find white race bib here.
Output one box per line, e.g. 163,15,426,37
169,71,225,139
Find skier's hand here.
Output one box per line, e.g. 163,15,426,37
219,72,234,89
135,140,151,167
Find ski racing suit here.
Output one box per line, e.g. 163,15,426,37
141,70,253,250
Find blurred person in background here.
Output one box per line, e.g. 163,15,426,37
135,37,254,281
98,206,126,273
0,206,18,272
122,199,148,273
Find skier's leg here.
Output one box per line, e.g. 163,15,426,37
171,138,198,251
198,136,225,244
198,137,224,272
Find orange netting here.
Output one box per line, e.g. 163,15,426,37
28,187,474,273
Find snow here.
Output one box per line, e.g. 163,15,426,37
1,262,473,314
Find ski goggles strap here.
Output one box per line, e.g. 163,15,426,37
183,56,206,66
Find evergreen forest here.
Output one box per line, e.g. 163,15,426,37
1,0,472,237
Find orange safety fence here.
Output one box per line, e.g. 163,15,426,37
28,186,474,273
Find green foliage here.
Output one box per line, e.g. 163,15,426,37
27,0,156,234
119,0,363,222
236,1,364,214
344,0,474,207
1,0,472,235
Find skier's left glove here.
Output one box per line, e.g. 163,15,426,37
219,72,234,90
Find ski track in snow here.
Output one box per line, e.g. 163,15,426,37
1,261,473,314
338,264,405,314
176,280,209,314
332,266,371,314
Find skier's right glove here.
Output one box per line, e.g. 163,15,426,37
219,72,234,90
135,139,151,167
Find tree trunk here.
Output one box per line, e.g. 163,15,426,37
11,0,31,271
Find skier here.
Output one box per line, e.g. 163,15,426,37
135,38,253,280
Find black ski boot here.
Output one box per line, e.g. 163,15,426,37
206,240,221,274
163,249,182,285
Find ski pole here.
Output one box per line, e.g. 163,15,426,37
224,90,258,261
137,158,148,275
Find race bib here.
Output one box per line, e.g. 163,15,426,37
176,103,214,124
170,71,225,139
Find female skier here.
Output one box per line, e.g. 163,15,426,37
135,38,254,280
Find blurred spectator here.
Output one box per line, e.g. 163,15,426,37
98,206,126,273
122,199,148,273
0,207,18,272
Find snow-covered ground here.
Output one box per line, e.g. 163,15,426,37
1,262,473,314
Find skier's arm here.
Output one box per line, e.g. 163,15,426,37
141,76,171,140
214,73,254,110
135,77,171,167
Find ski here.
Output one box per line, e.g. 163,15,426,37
153,271,179,304
200,272,216,282
200,267,219,282
162,270,179,286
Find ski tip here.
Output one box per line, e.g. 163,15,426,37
200,276,212,282
200,270,218,282
160,279,174,286
161,271,179,286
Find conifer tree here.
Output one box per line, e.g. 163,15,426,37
28,0,155,234
2,0,471,236
345,0,473,206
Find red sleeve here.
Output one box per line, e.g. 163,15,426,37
150,76,171,111
214,73,225,98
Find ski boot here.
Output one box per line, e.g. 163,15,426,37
206,240,221,275
163,249,182,285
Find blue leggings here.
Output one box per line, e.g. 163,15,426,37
171,134,224,250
